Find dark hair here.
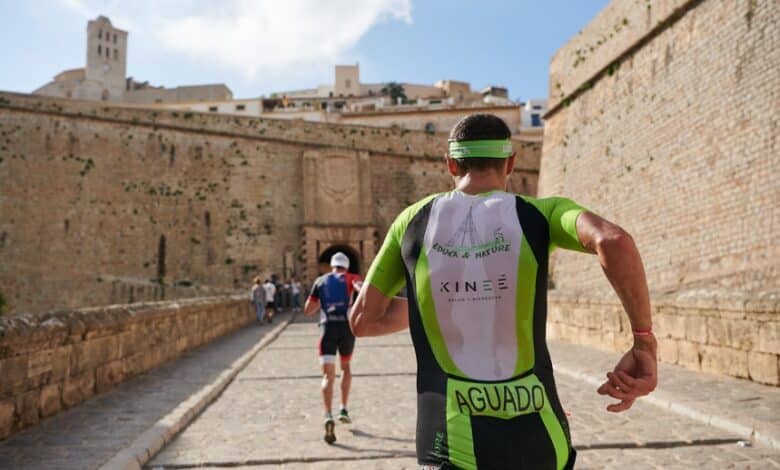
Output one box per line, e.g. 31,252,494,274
448,113,511,173
449,113,511,141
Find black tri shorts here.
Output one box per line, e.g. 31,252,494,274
318,321,355,362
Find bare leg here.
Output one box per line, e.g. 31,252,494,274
340,361,352,409
321,363,336,415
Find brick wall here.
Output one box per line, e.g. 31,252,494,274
0,295,253,439
539,0,779,383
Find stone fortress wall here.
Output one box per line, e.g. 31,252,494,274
0,92,538,316
539,0,779,384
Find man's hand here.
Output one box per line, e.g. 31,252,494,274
597,335,658,412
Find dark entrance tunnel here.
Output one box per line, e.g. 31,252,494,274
317,245,360,275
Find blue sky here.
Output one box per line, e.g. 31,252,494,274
0,0,609,102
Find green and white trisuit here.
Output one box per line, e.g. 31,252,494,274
365,188,587,469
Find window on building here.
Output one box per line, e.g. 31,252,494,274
114,49,118,60
113,33,117,44
209,106,218,112
532,105,542,110
98,29,102,39
531,114,542,127
98,44,102,55
424,122,436,134
345,79,351,89
236,104,246,111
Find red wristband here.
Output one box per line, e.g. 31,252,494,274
632,327,653,336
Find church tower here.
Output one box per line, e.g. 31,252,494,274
85,16,127,101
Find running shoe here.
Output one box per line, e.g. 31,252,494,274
338,408,351,424
324,417,336,444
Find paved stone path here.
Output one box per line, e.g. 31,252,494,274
0,312,291,470
0,310,777,469
149,315,780,469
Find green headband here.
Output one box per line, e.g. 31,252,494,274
448,139,513,159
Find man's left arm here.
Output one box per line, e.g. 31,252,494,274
547,198,656,412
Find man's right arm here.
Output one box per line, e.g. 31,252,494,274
574,211,657,412
303,278,320,316
350,213,409,337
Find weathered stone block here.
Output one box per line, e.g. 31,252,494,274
0,399,14,439
707,317,730,347
96,360,124,393
758,322,779,354
39,383,62,417
708,317,758,351
0,355,29,384
69,336,119,375
701,345,748,378
62,371,95,407
16,390,40,427
118,328,147,358
684,316,708,343
613,333,633,352
655,313,685,339
747,351,779,386
121,352,145,377
658,338,679,364
27,348,54,378
677,341,701,370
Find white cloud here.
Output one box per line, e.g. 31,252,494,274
58,0,412,79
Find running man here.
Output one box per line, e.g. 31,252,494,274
350,114,657,469
304,252,362,444
262,279,276,323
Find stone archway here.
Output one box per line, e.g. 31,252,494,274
301,225,376,282
317,244,361,275
300,148,376,282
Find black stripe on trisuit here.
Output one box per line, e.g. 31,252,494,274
400,197,449,465
514,196,572,447
471,413,557,469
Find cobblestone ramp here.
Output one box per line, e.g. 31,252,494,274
149,315,780,469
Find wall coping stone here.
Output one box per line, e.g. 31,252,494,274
0,295,244,356
0,92,447,159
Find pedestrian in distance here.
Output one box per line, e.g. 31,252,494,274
291,277,303,312
303,252,363,444
350,113,657,469
250,277,266,323
262,278,276,323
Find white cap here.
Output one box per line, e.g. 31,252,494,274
330,252,350,269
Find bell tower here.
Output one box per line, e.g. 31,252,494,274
85,16,127,101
